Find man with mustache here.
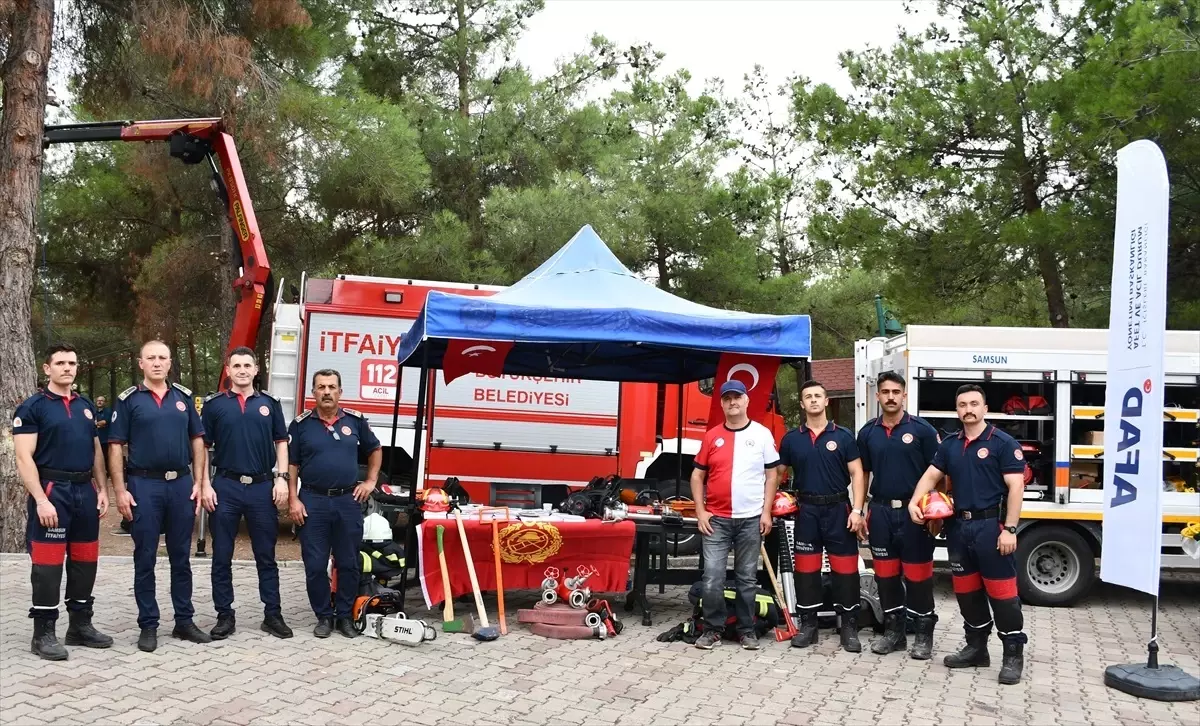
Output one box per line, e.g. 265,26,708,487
108,340,213,652
909,384,1028,684
856,372,940,658
777,380,867,653
287,369,382,638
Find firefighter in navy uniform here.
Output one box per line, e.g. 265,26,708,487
13,345,113,660
108,340,214,653
909,384,1028,685
201,347,293,640
856,372,941,659
287,368,382,639
776,380,868,653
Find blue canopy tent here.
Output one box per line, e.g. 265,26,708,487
394,225,812,381
388,225,811,612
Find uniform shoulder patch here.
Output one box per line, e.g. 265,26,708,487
294,410,311,422
172,382,192,396
117,386,137,401
258,390,279,401
203,392,222,403
341,408,364,418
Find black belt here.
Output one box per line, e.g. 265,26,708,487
304,486,353,497
127,469,187,481
798,492,849,506
872,498,909,510
957,507,1002,521
215,468,272,484
38,469,91,483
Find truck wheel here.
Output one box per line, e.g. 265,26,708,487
658,479,700,556
1016,525,1096,607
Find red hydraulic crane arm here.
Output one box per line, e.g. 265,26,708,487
44,118,271,389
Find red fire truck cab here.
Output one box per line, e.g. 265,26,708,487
265,274,787,522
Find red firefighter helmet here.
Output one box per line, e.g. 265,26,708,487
417,487,450,512
772,491,798,517
920,491,955,520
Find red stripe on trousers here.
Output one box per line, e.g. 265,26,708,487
30,541,66,566
829,554,858,575
902,561,934,582
794,554,823,573
983,577,1019,600
952,572,983,594
873,558,901,578
68,541,99,563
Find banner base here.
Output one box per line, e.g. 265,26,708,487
1104,663,1200,702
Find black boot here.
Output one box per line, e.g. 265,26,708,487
334,617,359,638
839,611,862,653
64,608,113,649
998,640,1024,684
172,621,213,644
138,628,158,653
261,614,293,639
870,612,907,655
210,613,236,640
909,615,935,661
790,612,818,648
944,629,991,668
31,618,68,661
313,616,333,638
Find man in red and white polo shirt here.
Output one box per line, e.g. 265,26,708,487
690,379,781,650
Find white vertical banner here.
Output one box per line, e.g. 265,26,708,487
1100,140,1170,596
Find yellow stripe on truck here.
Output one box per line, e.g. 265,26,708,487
1023,511,1196,524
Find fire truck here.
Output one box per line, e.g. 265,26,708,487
854,325,1200,606
263,273,788,545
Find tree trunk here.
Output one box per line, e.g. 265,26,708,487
0,0,55,552
187,330,199,392
455,0,470,119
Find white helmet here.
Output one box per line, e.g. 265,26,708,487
363,513,392,542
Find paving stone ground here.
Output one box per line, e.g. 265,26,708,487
1,555,1198,725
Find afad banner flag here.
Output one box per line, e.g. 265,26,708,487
1100,140,1169,597
706,354,781,430
442,339,515,384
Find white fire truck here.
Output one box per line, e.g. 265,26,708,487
264,273,786,551
854,325,1200,606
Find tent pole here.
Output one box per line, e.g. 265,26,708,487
386,359,403,489
675,382,684,486
398,344,430,611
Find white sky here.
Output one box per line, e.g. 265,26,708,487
514,0,930,96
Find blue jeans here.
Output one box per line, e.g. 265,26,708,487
129,475,196,629
210,477,281,618
701,515,761,634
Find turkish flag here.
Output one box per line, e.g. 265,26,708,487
442,339,515,384
706,353,781,429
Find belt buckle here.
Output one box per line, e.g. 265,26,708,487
164,471,178,481
890,499,903,509
962,511,973,520
239,475,253,485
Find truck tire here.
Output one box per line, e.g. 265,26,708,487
1016,524,1096,607
658,478,700,556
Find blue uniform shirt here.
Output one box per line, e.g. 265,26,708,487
108,383,204,471
778,421,860,496
95,406,112,446
857,413,940,500
201,390,287,475
12,390,98,472
288,408,381,491
931,423,1024,511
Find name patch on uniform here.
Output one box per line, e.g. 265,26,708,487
977,448,989,459
259,405,270,417
341,425,352,436
902,433,913,444
84,409,93,420
175,401,187,412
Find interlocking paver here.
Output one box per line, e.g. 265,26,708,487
2,556,1199,725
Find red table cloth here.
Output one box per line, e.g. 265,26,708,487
417,517,635,610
